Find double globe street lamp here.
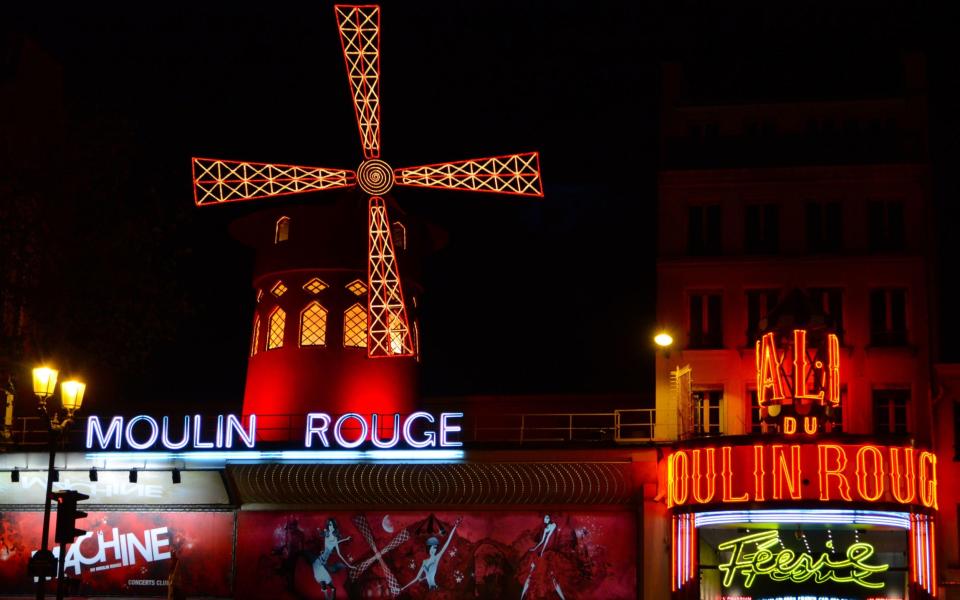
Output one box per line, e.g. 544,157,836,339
28,366,86,600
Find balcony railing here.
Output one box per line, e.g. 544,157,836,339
2,409,663,449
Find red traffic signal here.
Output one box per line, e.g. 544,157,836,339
53,490,90,544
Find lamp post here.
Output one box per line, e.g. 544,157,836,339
28,366,85,600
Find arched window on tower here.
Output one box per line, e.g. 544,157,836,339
267,306,286,350
392,221,406,250
275,216,290,243
343,303,367,348
250,313,261,356
300,302,328,347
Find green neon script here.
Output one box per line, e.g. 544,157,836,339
717,530,889,589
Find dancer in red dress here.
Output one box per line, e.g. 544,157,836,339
520,514,568,600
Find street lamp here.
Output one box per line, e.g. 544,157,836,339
28,366,86,600
654,332,674,348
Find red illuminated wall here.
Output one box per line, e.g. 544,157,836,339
235,510,637,600
0,511,233,597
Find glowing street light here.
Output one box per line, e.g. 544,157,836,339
27,366,87,600
31,367,59,399
654,332,674,348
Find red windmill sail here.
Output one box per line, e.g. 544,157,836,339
191,4,544,358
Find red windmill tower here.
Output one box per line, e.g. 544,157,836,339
192,5,543,425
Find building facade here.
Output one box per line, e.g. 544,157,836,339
655,54,946,599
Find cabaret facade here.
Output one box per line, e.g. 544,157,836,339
655,52,945,599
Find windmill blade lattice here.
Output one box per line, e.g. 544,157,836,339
395,152,544,197
335,4,382,159
192,158,356,205
368,197,414,357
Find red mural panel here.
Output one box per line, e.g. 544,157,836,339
0,511,233,596
236,510,636,599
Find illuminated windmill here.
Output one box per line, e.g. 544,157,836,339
192,4,543,360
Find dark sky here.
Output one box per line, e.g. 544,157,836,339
2,1,957,413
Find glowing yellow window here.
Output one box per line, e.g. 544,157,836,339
300,302,327,347
343,303,367,348
271,281,287,297
303,278,328,295
250,313,261,357
267,307,286,350
346,279,368,296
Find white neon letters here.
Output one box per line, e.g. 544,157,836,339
333,413,369,449
305,413,332,448
404,411,437,448
87,416,123,450
440,412,464,447
86,411,463,452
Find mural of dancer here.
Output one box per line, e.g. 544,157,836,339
312,518,354,597
520,515,567,600
400,518,462,592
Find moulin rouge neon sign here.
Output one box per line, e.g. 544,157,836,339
717,530,889,590
85,412,463,451
666,443,938,509
756,328,840,435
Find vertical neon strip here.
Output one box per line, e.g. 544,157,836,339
911,514,918,586
930,518,937,595
671,516,678,592
827,333,840,406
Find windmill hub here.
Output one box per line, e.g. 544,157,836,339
357,159,395,195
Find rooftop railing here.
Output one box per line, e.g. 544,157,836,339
2,408,666,449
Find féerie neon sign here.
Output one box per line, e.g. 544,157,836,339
85,412,463,451
756,329,841,435
717,530,889,590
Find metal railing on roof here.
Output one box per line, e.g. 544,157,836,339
2,408,665,449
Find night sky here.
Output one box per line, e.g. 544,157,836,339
2,1,958,414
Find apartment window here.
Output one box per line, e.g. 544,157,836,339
809,287,844,342
689,293,723,349
870,288,907,346
694,390,722,435
868,200,905,252
748,390,778,434
805,201,842,252
873,388,910,435
687,205,721,255
744,204,779,254
745,289,780,345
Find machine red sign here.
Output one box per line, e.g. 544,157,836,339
0,511,233,596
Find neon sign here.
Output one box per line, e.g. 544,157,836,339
666,443,937,509
717,530,889,590
755,329,841,435
86,412,463,452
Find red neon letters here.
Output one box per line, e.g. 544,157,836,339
755,329,841,412
667,443,937,509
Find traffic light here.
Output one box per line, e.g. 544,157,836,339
53,490,90,544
